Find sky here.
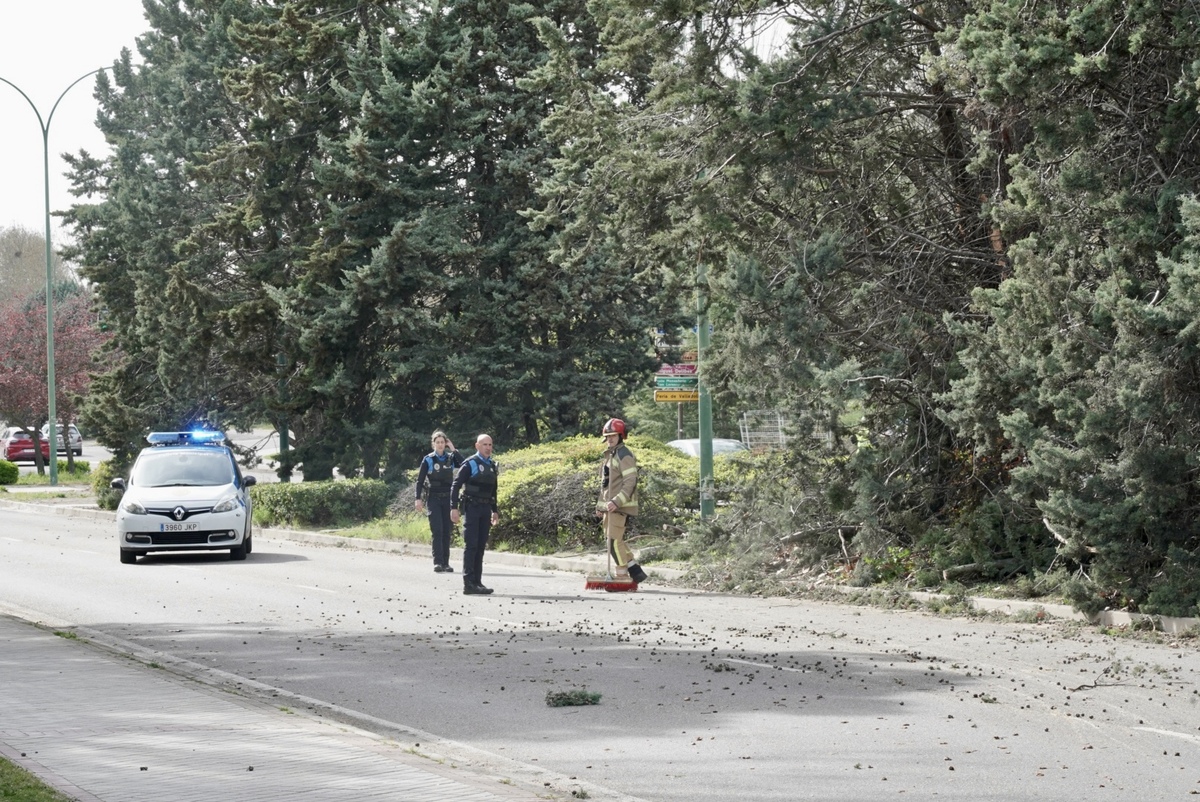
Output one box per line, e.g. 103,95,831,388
0,1,149,245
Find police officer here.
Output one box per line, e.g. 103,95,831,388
597,418,647,583
415,430,463,573
450,433,499,595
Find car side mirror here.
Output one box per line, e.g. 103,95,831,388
110,478,126,490
243,475,257,487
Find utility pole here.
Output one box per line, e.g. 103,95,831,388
697,262,714,519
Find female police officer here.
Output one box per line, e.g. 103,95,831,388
414,430,463,573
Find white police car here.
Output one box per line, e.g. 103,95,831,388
112,431,256,564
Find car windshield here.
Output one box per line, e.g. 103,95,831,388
132,450,235,488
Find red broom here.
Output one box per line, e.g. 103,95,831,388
584,540,638,592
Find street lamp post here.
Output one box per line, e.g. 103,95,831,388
0,68,105,485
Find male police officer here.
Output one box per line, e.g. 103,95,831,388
450,433,499,595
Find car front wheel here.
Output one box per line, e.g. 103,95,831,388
120,549,138,564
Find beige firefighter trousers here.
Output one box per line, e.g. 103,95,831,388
603,510,634,572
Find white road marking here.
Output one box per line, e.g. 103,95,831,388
727,657,805,674
474,616,529,628
1134,727,1200,744
293,584,337,594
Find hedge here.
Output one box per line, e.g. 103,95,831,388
487,434,745,553
92,461,123,510
0,460,17,485
251,478,392,528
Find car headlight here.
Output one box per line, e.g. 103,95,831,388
121,499,148,515
212,493,239,514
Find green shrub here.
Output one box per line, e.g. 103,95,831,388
251,478,392,528
495,460,597,552
545,688,601,706
243,436,749,556
0,460,17,485
92,461,123,510
488,434,719,554
59,459,90,476
1138,546,1200,618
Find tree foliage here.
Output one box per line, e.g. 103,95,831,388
62,0,1200,614
0,285,109,473
0,226,74,300
939,0,1200,615
530,0,1200,613
67,0,681,482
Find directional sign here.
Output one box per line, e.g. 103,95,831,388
657,363,698,376
654,389,699,403
655,376,699,389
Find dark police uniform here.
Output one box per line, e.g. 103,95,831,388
450,452,499,592
415,448,462,570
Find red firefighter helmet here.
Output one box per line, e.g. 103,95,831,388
601,418,627,440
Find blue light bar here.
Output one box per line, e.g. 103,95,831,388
146,430,227,446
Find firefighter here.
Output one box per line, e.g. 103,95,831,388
596,418,647,583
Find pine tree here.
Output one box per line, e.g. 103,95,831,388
63,0,275,458
942,0,1200,614
536,0,1003,556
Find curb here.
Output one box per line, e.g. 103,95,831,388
832,586,1200,634
238,526,690,582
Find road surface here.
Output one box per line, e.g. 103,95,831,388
1,505,1197,801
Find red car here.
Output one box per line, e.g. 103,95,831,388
1,427,52,462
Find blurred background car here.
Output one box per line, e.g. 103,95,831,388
40,423,83,456
666,438,750,457
1,427,51,462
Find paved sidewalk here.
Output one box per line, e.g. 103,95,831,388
0,614,574,802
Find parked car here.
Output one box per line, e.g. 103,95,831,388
1,427,51,462
40,423,83,456
112,430,256,564
666,438,750,457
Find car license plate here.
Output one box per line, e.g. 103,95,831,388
160,522,198,532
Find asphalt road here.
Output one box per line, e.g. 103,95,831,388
1,506,1198,801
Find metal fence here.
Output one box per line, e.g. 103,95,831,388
738,409,790,450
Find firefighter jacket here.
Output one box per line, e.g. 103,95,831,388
597,442,639,515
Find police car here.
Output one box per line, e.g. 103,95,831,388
112,431,256,564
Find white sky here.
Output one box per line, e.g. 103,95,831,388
0,1,149,245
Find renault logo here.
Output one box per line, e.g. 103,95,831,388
172,506,187,521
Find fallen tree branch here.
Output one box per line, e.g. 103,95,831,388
780,525,858,546
1043,517,1100,554
942,558,1021,581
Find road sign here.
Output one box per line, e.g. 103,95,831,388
657,363,698,376
654,389,699,403
655,376,699,389
680,351,698,363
